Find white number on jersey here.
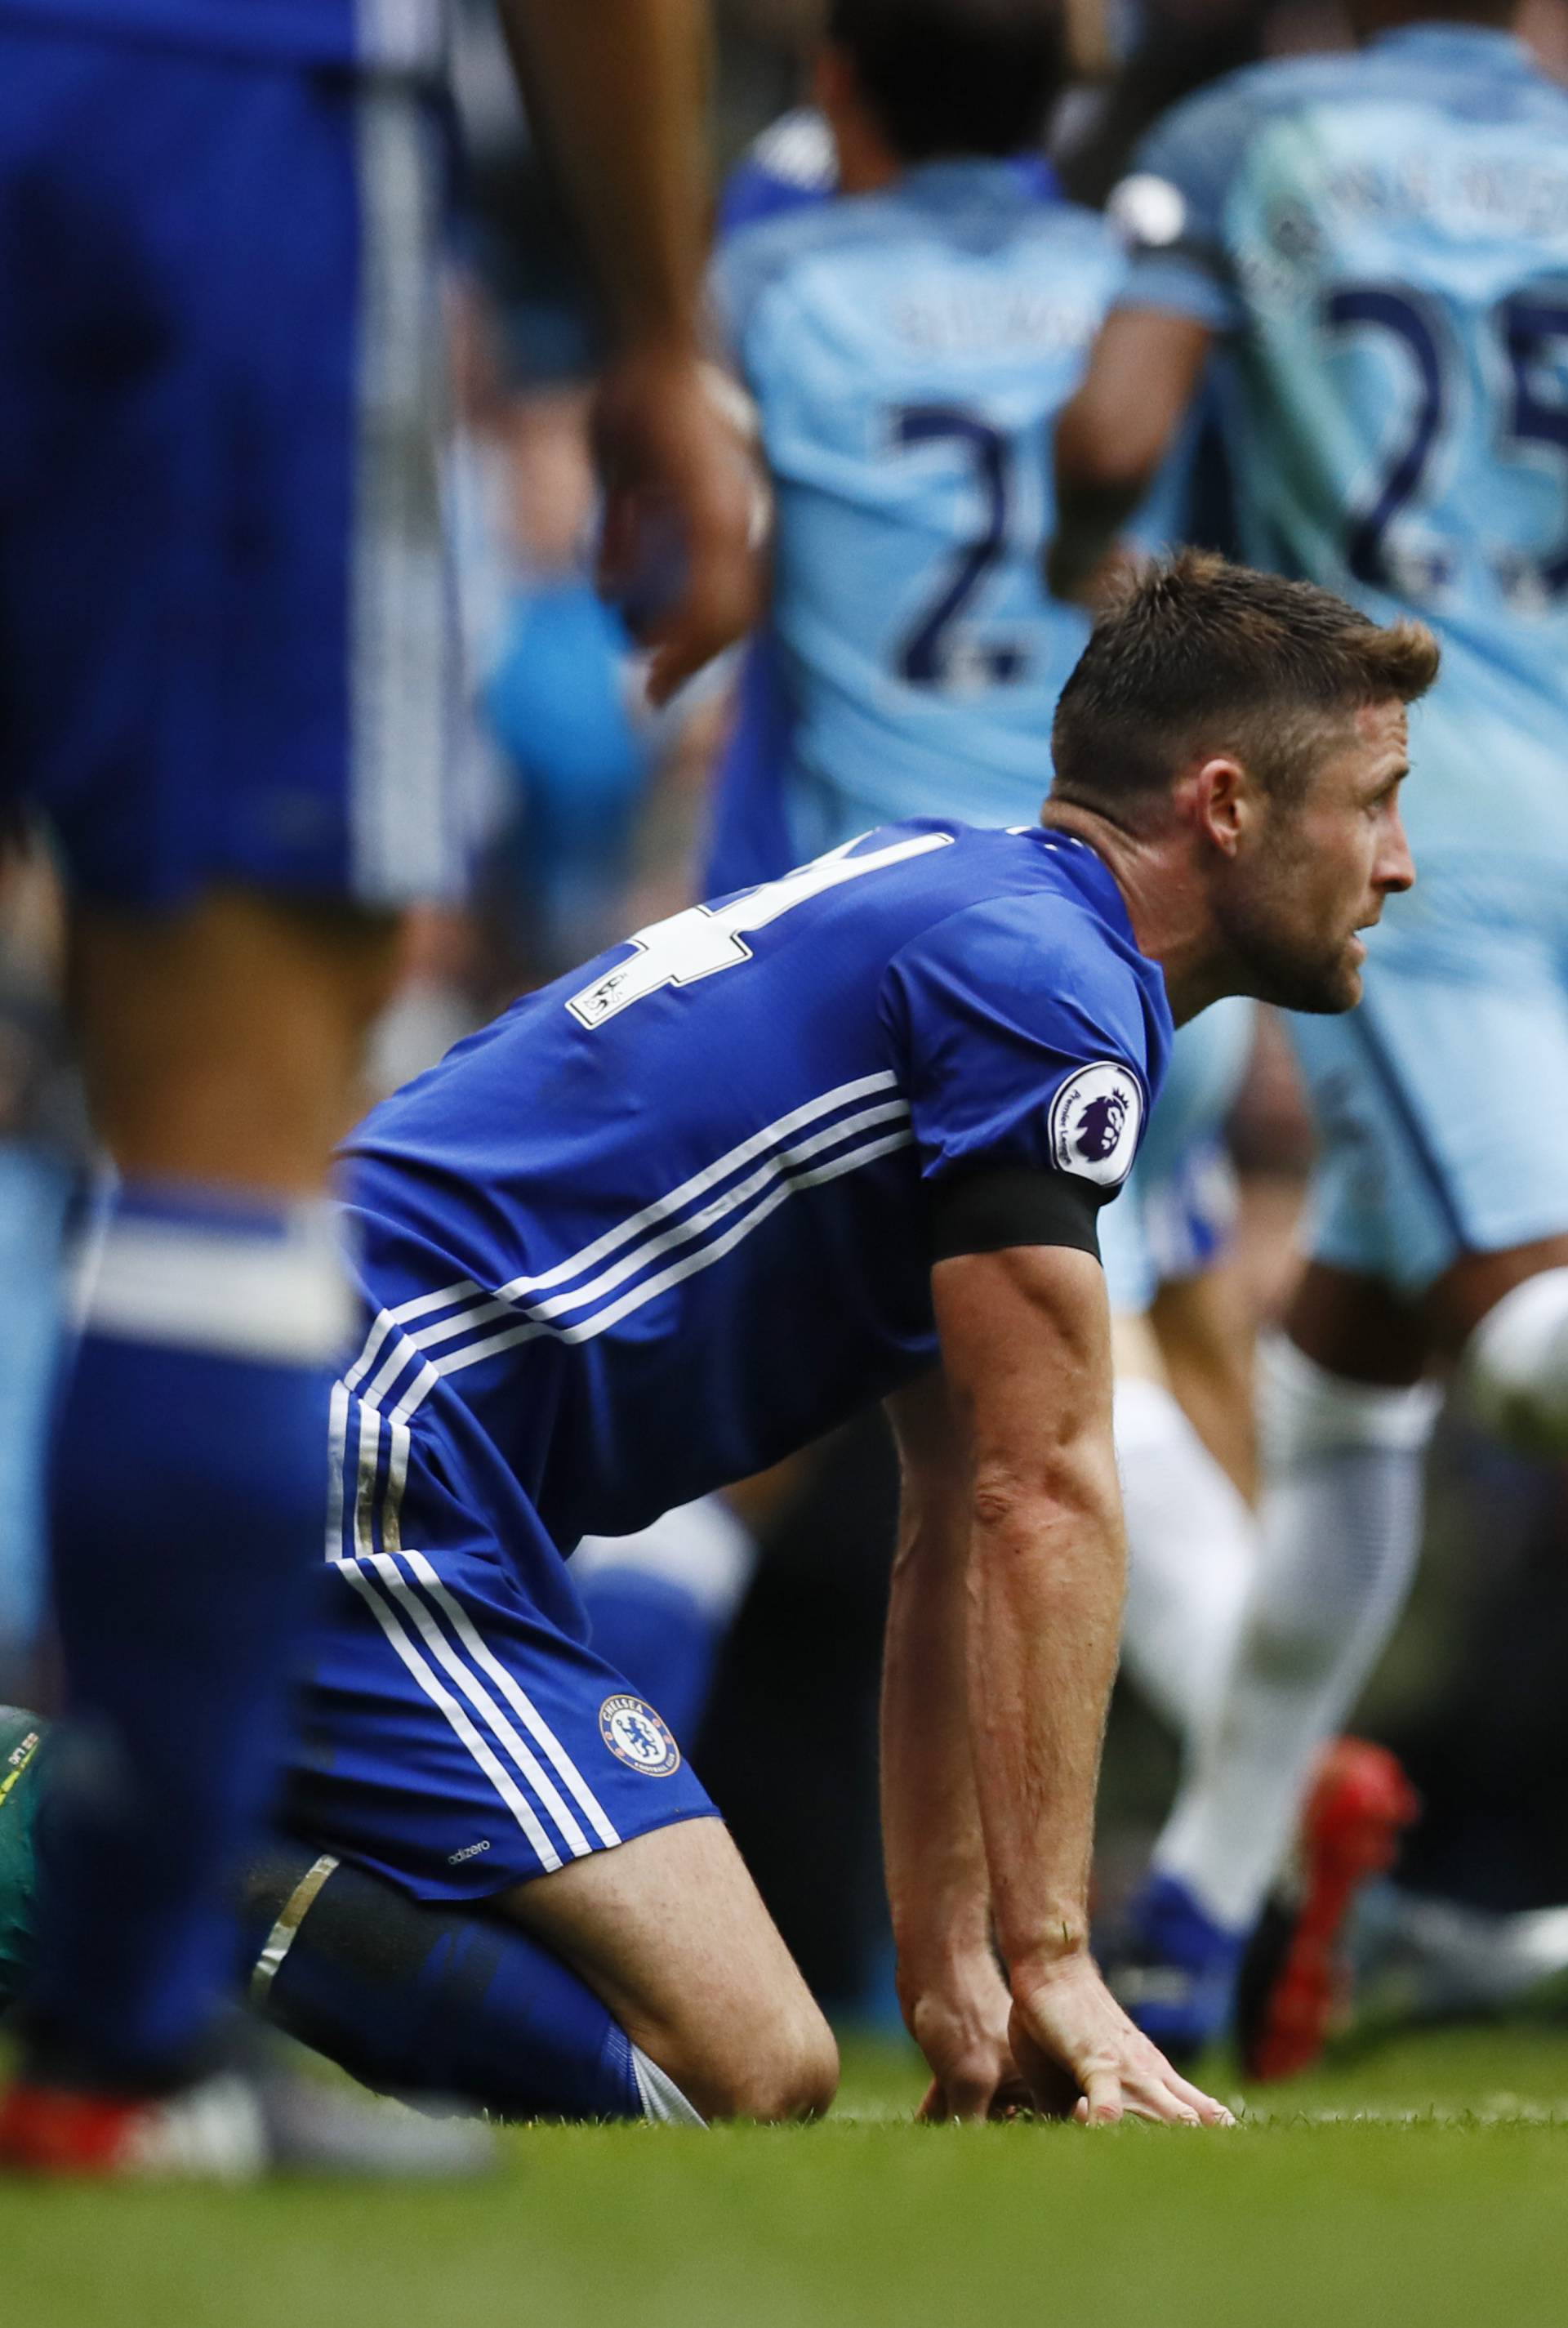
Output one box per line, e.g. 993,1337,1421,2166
566,830,955,1028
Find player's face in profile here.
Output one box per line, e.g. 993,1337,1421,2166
1223,698,1414,1014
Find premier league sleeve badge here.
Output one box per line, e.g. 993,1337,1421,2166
1049,1061,1143,1188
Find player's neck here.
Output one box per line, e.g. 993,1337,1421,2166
815,51,905,194
1041,805,1234,1025
831,123,902,195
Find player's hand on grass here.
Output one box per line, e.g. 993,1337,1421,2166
1009,1954,1236,2128
592,342,762,706
906,1960,1034,2122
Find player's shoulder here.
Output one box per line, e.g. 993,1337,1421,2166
1135,35,1568,187
1129,49,1357,192
718,173,1116,355
887,828,1162,1032
1345,26,1568,127
1118,45,1440,250
717,107,836,242
1123,33,1568,256
722,189,893,274
718,171,992,292
1010,190,1122,260
713,186,902,347
876,832,1171,1192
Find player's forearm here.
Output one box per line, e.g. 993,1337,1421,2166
1049,309,1217,598
1048,381,1159,600
967,1445,1126,1979
880,1499,995,1996
497,0,710,352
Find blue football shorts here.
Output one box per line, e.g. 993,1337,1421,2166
1291,863,1568,1296
0,22,462,911
285,1374,718,1905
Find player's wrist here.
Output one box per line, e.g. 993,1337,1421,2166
893,1920,1000,2014
1003,1913,1094,1992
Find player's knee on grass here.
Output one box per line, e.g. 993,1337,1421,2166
499,1820,840,2124
706,1995,840,2124
617,1971,839,2124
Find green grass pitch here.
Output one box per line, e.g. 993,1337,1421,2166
6,2025,1568,2328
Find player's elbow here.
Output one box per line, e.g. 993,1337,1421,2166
970,1439,1118,1543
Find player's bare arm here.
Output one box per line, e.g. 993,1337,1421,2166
499,0,760,702
1049,310,1214,603
931,1239,1234,2127
881,1373,1030,2123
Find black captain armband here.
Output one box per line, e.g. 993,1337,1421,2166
928,1166,1111,1265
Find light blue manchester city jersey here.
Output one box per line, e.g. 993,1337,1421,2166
713,162,1126,841
1116,24,1568,871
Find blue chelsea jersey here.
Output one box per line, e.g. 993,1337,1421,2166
1,0,443,70
341,823,1172,1550
712,163,1127,841
1116,25,1568,870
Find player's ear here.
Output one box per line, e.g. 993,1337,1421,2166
1188,754,1250,859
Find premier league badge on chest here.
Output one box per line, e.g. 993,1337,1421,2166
599,1694,683,1777
1049,1061,1143,1188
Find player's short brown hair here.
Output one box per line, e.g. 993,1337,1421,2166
1049,551,1440,826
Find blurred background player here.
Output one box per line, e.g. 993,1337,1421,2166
0,0,756,2177
577,0,1263,1830
1054,0,1568,2067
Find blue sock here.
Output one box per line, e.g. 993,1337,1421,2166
25,1181,354,2090
243,1843,702,2124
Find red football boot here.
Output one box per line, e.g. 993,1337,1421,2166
1236,1737,1420,2083
0,2061,493,2180
0,2072,267,2179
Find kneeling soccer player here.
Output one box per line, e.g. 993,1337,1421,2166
25,559,1431,2128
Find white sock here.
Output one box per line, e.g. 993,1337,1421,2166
1462,1266,1568,1456
630,2046,708,2128
1115,1375,1256,1742
1154,1336,1440,1931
